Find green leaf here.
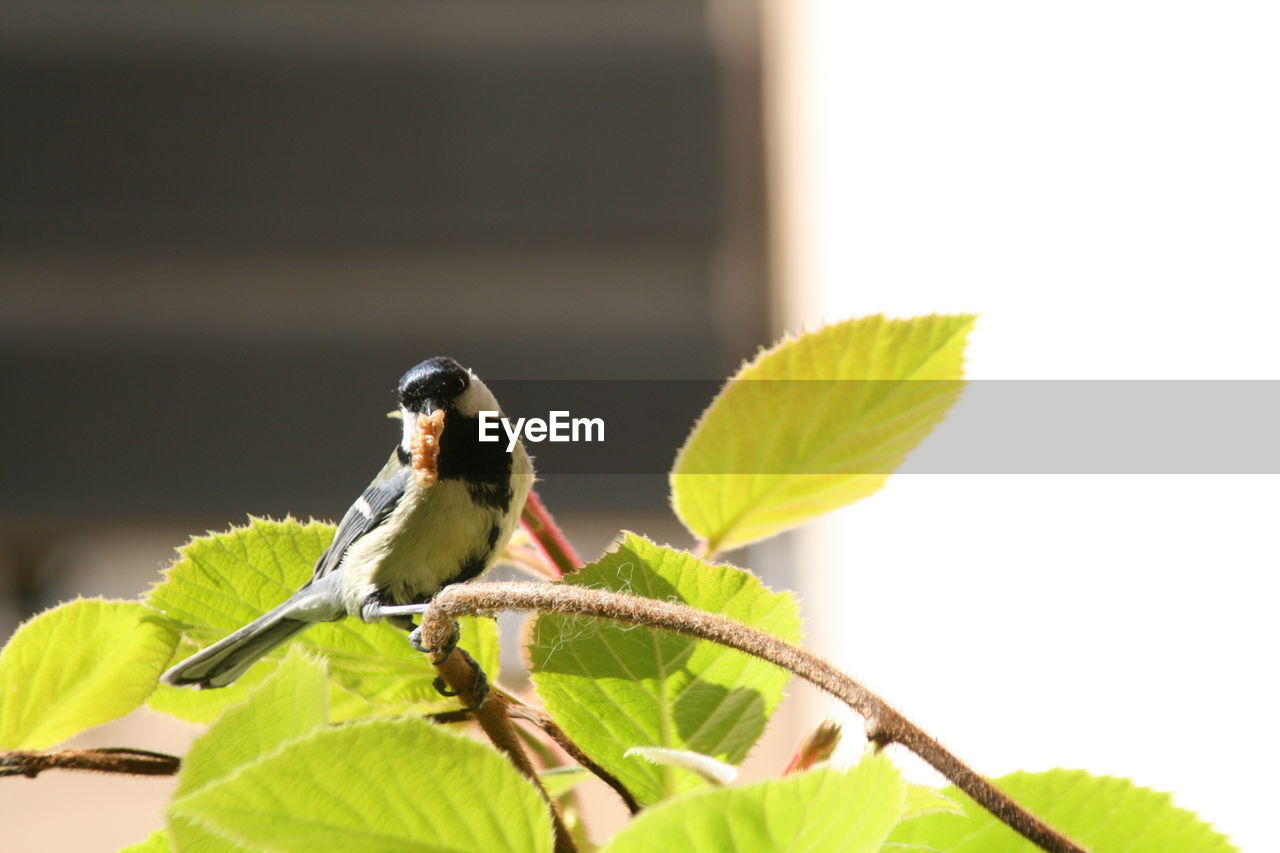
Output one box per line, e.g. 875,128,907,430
902,784,964,820
170,717,554,853
886,769,1238,852
540,766,593,799
174,647,328,797
146,517,500,720
0,599,178,749
147,637,279,724
670,314,974,552
529,533,801,804
119,829,171,853
603,753,906,853
167,648,329,853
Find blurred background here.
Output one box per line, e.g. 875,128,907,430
0,0,769,622
4,1,1278,850
1,2,776,848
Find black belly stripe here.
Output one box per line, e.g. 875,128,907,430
452,549,493,584
468,481,512,511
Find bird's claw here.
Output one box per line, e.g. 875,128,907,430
408,620,486,710
430,648,490,712
408,624,458,662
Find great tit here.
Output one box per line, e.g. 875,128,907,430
162,357,533,689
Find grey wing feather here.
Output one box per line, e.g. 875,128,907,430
312,454,411,580
162,572,346,688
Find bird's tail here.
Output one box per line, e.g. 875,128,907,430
161,602,313,689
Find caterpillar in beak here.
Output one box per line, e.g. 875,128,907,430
410,409,445,489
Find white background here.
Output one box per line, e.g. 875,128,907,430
769,2,1279,849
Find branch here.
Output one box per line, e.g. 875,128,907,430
1,747,180,778
418,582,1085,853
520,490,582,577
433,646,577,853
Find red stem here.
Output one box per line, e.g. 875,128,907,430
520,490,582,578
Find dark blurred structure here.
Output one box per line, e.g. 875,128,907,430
0,1,769,624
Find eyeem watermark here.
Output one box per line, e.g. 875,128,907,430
478,410,605,452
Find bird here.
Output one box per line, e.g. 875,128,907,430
161,356,533,690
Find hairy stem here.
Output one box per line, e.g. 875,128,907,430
419,582,1084,853
504,700,598,852
1,747,180,778
433,646,577,853
520,490,583,577
507,703,641,815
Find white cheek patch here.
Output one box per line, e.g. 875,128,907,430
400,407,416,452
455,378,499,419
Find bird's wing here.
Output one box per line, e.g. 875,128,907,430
312,453,412,580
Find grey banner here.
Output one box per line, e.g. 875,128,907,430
487,380,1280,475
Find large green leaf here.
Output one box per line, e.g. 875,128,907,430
170,717,554,853
886,769,1237,852
529,533,801,804
145,517,499,721
671,314,974,552
603,753,906,853
168,648,329,852
0,599,178,749
174,647,327,797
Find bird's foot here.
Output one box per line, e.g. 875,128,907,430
431,648,490,713
408,623,456,661
407,617,485,710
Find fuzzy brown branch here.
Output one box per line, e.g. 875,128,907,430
507,703,641,815
432,645,577,853
1,747,180,778
419,582,1085,853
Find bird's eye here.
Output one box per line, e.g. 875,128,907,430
450,375,467,396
